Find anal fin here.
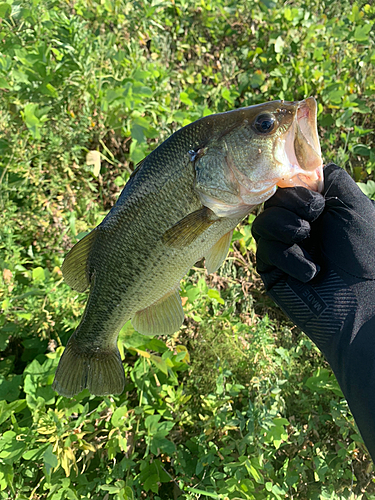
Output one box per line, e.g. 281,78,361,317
163,207,218,248
205,230,233,274
132,288,184,336
62,230,97,292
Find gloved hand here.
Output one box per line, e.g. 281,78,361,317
252,163,375,462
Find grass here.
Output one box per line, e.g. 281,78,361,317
1,0,375,498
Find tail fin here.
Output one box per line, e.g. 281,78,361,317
52,335,125,398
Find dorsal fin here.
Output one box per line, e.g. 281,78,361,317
61,230,97,292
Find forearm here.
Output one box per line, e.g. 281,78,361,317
326,316,375,462
253,164,375,462
268,270,375,462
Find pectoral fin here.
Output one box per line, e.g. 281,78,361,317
205,230,233,274
163,206,219,248
61,230,97,292
132,288,184,336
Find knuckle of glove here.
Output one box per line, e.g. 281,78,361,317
264,186,325,223
256,239,317,283
252,207,311,245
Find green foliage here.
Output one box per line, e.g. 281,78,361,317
1,0,375,498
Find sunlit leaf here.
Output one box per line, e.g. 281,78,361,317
86,150,101,177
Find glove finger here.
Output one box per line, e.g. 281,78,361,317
323,163,374,213
252,207,311,245
320,163,375,279
256,239,320,283
264,186,325,223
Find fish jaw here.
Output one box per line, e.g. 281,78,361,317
275,97,324,193
197,185,277,218
297,97,321,158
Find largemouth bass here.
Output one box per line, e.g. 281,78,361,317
53,97,323,397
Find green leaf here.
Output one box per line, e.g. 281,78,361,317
284,7,293,21
351,144,371,156
250,71,265,88
111,405,128,427
273,417,289,426
349,3,361,22
43,445,58,476
0,77,10,89
186,488,221,499
145,414,161,432
20,7,33,20
183,285,200,303
21,104,50,140
327,89,345,104
0,375,22,402
0,400,27,426
0,3,11,17
357,180,375,199
129,139,148,164
180,92,194,106
272,484,287,495
44,83,59,98
150,435,176,455
305,368,343,396
0,331,9,350
144,338,168,353
143,474,159,493
221,87,232,103
131,124,146,143
100,485,122,493
207,289,224,305
0,431,26,462
247,463,263,484
23,444,48,461
133,85,153,97
354,23,373,42
32,267,45,282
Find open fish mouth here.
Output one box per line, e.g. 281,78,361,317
277,97,324,193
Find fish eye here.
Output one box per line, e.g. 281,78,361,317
254,113,276,134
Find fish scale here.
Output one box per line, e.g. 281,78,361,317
53,98,323,397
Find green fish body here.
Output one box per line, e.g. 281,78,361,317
53,98,323,397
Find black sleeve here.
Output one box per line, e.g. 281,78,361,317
252,164,375,461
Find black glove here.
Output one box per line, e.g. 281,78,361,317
252,163,375,462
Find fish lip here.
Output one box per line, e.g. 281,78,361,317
278,97,324,193
294,167,324,193
296,97,321,157
277,165,324,193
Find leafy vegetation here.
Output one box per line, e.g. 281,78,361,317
1,0,375,498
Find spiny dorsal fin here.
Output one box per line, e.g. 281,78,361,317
205,230,233,275
61,230,97,292
162,206,219,248
132,288,184,336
